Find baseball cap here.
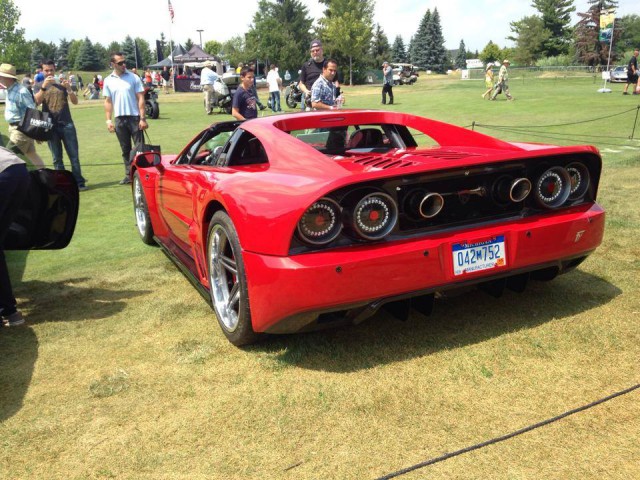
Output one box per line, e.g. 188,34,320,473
310,39,322,49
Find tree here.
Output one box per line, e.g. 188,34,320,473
369,24,391,68
425,8,448,72
204,40,223,57
29,40,57,70
508,15,550,65
532,0,575,56
454,39,467,69
245,0,314,73
391,35,407,63
575,0,620,66
617,14,640,55
75,37,102,70
221,36,246,68
0,0,29,71
317,0,375,85
133,37,153,67
479,41,502,64
120,36,136,68
410,9,431,68
159,32,171,59
184,38,194,51
57,38,70,70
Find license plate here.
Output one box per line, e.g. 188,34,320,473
452,235,506,276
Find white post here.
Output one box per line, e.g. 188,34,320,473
598,10,615,93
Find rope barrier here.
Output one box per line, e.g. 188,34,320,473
374,382,640,479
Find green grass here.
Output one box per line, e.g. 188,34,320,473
1,78,639,479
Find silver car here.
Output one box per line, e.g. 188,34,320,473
610,66,627,83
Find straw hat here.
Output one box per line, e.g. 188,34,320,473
204,60,214,68
0,63,18,79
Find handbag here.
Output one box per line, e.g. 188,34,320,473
17,108,54,141
129,130,161,163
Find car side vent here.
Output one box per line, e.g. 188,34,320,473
410,150,481,160
351,156,417,170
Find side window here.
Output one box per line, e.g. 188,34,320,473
226,131,268,166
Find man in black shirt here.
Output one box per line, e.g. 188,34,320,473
623,49,638,95
299,39,325,110
33,59,87,190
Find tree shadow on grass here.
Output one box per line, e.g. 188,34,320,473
251,270,621,372
0,278,150,422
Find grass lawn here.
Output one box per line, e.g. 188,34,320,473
1,76,639,479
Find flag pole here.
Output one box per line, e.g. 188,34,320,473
598,9,615,93
168,0,175,92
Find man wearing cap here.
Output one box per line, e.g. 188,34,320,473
491,59,514,101
0,63,45,168
200,60,220,115
299,39,325,110
382,61,394,105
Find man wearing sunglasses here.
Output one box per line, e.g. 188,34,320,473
103,52,147,185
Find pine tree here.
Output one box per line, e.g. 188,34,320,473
75,37,101,70
454,39,467,69
575,0,620,66
391,35,407,63
120,36,136,69
532,0,575,56
370,24,391,67
425,8,447,72
57,38,70,70
411,9,431,68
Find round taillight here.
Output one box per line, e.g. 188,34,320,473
297,198,342,245
534,166,571,208
566,162,590,200
351,192,398,240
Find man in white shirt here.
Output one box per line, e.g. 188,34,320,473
102,52,147,184
266,64,282,112
200,61,220,115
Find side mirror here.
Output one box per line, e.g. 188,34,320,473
135,152,162,168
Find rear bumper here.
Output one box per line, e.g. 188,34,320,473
243,204,605,333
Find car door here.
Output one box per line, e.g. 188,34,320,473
157,122,239,253
5,169,79,250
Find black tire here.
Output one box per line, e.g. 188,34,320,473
286,92,297,109
207,211,258,346
224,103,232,115
145,100,160,119
132,172,155,245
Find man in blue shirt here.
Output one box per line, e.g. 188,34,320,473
103,52,147,184
232,67,258,121
0,63,45,168
311,59,339,110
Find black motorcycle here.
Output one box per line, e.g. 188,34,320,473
144,85,160,119
284,81,303,109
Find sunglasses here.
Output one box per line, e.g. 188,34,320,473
115,61,126,66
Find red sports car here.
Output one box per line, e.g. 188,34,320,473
131,110,605,345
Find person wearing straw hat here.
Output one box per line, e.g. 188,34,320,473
490,59,514,101
0,63,45,168
200,60,219,115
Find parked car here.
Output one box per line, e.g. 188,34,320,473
130,110,605,345
0,83,6,103
6,168,79,250
609,65,627,83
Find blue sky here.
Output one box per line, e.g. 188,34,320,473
13,0,638,52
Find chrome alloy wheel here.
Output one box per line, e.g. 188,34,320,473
133,176,148,237
208,224,241,332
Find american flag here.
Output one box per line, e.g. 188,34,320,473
168,0,175,22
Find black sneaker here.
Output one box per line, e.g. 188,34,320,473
119,177,131,185
623,92,629,95
3,311,25,327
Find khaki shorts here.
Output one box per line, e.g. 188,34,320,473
8,125,37,156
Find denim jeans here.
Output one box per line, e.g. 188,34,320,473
48,122,86,187
115,116,141,176
269,91,281,112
